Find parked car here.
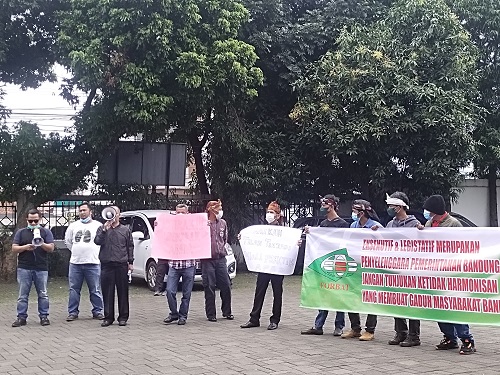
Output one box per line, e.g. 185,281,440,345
120,210,237,290
292,211,477,274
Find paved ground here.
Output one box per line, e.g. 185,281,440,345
0,273,499,375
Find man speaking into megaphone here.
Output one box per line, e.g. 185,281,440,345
94,205,134,327
11,209,55,328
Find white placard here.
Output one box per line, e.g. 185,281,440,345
240,225,302,275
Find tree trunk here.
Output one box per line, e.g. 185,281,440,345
487,165,498,227
188,131,210,196
0,193,34,281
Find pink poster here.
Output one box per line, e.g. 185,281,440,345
151,212,211,260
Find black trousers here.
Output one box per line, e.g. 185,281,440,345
201,258,232,319
394,318,420,338
249,273,284,324
348,313,377,333
155,259,169,292
101,262,129,323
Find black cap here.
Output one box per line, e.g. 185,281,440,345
423,195,445,215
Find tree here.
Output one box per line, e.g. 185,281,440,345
447,0,500,226
291,0,479,207
57,0,263,196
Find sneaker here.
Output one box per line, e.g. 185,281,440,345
341,329,361,339
436,337,459,350
459,339,476,355
163,316,178,324
153,291,161,296
301,327,323,335
66,314,78,321
12,318,27,327
93,313,105,320
400,336,421,347
178,319,186,325
359,331,375,341
40,317,50,326
333,327,343,336
388,333,407,345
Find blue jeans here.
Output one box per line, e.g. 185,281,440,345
16,268,49,319
68,263,103,316
166,266,195,320
438,322,473,342
314,310,345,330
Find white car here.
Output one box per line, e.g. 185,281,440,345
120,210,237,290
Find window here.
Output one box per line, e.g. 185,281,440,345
132,217,148,236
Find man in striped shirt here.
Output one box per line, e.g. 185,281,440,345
163,204,196,326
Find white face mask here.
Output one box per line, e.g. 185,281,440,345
216,210,223,220
265,213,276,223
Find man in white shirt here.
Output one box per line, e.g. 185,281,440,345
64,202,104,321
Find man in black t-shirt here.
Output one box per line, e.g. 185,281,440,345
301,195,349,336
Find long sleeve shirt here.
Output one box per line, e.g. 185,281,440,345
94,224,134,264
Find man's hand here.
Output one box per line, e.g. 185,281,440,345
25,244,36,251
128,264,134,271
417,224,425,230
371,225,379,231
304,225,310,234
103,221,112,231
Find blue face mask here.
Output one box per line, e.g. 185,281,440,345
423,209,432,220
319,207,328,215
80,217,91,223
351,212,359,222
27,225,40,230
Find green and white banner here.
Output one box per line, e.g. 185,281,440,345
300,227,500,325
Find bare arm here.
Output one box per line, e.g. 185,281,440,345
12,244,34,253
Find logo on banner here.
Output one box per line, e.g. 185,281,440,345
308,248,358,282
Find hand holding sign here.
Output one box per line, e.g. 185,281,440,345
151,212,211,260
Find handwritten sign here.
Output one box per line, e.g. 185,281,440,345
240,225,302,275
151,213,211,260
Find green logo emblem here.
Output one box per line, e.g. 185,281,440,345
308,248,358,282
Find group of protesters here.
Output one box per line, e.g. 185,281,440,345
10,193,476,355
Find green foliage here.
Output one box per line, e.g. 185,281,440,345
0,121,90,205
292,0,479,205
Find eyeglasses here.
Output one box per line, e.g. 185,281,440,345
28,219,39,224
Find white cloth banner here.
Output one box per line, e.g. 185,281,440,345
240,225,302,275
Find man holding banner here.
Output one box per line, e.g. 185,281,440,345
420,195,476,355
241,201,286,330
384,192,421,347
163,204,196,326
301,195,349,336
202,200,233,322
341,199,383,341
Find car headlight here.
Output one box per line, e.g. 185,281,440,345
225,244,234,255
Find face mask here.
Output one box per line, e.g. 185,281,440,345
80,216,91,223
423,209,432,220
216,210,223,220
319,207,328,215
27,225,40,230
387,207,398,218
265,213,276,223
351,212,359,222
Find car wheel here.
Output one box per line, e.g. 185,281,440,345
146,260,157,291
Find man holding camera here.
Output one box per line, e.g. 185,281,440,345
11,209,55,327
94,206,134,327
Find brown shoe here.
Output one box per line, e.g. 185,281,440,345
359,331,375,341
341,329,361,339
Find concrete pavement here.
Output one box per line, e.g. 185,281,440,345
0,274,498,375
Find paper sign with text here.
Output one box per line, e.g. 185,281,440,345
151,212,211,260
300,227,500,325
240,225,302,275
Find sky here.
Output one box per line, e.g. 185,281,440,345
3,64,85,136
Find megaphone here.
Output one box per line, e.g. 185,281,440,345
101,207,117,221
32,228,44,247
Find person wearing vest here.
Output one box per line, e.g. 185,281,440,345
202,200,233,322
12,208,55,327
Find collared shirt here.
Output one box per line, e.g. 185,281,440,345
350,218,383,229
168,259,196,269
